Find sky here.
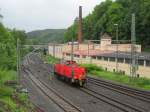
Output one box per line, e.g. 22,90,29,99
0,0,105,32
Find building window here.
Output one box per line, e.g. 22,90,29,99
125,58,131,64
146,60,150,67
74,54,80,58
97,56,102,60
104,57,108,61
66,53,70,56
82,55,86,58
92,56,97,59
118,58,124,63
110,57,115,62
138,59,144,66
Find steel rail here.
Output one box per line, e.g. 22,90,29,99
21,69,45,112
24,56,83,112
25,68,82,112
25,54,148,112
88,77,150,100
88,78,150,103
80,87,146,112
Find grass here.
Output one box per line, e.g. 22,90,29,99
43,55,59,64
0,70,16,84
0,69,33,112
81,64,150,91
43,55,150,90
80,64,103,72
143,47,150,52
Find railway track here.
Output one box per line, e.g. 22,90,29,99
23,55,83,112
87,77,150,103
21,69,45,112
25,54,149,112
24,68,83,112
33,103,45,112
80,87,147,112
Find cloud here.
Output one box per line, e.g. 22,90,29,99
0,0,104,32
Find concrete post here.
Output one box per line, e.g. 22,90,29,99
102,57,104,61
124,58,126,63
108,57,110,62
144,60,146,67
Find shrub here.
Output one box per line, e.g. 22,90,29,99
0,70,16,85
80,64,103,73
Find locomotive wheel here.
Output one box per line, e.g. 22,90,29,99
61,76,65,80
55,73,58,78
71,78,75,83
79,80,83,87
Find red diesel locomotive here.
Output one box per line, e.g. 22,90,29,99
54,60,87,86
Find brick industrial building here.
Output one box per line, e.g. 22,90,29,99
48,34,150,78
48,6,150,79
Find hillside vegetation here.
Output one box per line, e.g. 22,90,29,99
0,24,27,70
0,14,33,111
27,29,66,44
65,0,150,50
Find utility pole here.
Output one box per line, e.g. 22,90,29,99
71,37,75,83
53,43,55,58
130,13,137,78
114,24,119,73
71,37,74,61
88,41,89,57
17,38,20,84
87,40,91,63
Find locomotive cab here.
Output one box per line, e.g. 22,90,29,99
54,60,87,86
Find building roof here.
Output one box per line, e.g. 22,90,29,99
64,50,150,61
65,50,114,56
95,51,150,61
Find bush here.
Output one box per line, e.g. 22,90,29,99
0,69,33,111
0,70,16,85
44,55,59,64
0,86,13,98
80,64,103,73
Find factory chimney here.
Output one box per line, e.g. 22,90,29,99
78,6,83,43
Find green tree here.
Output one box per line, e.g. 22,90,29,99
64,0,150,50
0,23,16,69
0,13,27,70
64,19,78,42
